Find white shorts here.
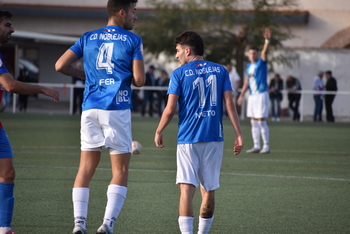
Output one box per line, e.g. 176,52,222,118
176,142,224,192
247,92,269,119
80,109,132,154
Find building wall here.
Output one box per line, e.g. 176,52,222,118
3,0,350,48
271,48,350,120
2,0,350,119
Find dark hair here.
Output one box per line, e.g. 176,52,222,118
174,31,204,56
107,0,138,18
0,10,13,22
325,70,332,75
249,46,259,52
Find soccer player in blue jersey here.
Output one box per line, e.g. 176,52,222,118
154,31,243,234
55,1,145,234
237,28,271,154
0,10,59,234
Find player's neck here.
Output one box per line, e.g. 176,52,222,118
188,55,203,62
107,18,123,28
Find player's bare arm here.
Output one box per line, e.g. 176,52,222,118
261,27,271,61
224,91,244,155
237,77,249,106
55,49,86,79
0,72,59,102
154,94,178,148
132,59,145,87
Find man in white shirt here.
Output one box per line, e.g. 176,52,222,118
226,64,241,98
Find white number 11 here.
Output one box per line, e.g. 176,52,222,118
193,75,217,108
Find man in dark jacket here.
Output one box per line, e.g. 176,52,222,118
141,65,156,117
324,70,337,122
269,74,283,121
286,76,302,121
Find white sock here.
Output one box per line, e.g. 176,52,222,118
72,187,90,229
178,216,194,234
251,119,261,149
102,185,128,231
259,120,269,148
198,216,214,234
0,227,11,234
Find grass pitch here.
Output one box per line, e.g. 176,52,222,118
1,113,349,233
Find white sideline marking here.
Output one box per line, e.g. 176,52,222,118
13,150,350,165
14,165,350,182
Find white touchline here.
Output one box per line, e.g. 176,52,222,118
14,165,350,182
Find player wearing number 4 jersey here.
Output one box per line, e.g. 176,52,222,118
55,0,145,234
154,31,243,234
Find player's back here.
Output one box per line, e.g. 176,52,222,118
169,60,232,144
70,25,143,111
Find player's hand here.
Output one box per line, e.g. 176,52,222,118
43,87,60,102
237,96,242,106
154,131,164,148
264,28,271,40
233,135,243,155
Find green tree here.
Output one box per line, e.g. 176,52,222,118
135,0,300,79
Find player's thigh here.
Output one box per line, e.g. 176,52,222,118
247,95,256,118
248,93,269,118
0,127,13,159
81,109,105,148
100,109,132,153
176,142,223,190
198,142,223,192
176,144,200,188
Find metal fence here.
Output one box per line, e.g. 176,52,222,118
9,83,350,122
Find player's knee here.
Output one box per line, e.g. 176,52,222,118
0,167,15,183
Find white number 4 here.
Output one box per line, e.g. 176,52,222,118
96,43,114,74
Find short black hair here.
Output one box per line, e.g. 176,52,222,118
107,0,138,18
174,31,204,56
0,10,13,22
325,70,332,75
249,46,259,52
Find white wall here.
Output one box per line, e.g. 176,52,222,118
271,48,350,120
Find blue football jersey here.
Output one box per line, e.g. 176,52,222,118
168,61,232,144
246,58,268,95
0,53,9,92
70,25,144,111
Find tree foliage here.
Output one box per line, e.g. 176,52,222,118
135,0,300,77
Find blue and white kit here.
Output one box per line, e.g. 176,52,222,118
69,25,144,111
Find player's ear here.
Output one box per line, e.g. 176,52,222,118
118,9,126,18
185,47,191,56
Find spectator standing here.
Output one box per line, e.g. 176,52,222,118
156,69,169,117
17,68,30,112
72,61,85,115
55,0,145,233
154,31,243,234
269,74,283,121
226,64,241,99
237,28,271,154
286,76,302,121
141,65,155,117
324,70,337,122
0,10,59,234
312,71,325,122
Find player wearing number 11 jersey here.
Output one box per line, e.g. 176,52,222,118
55,1,145,234
154,31,243,234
